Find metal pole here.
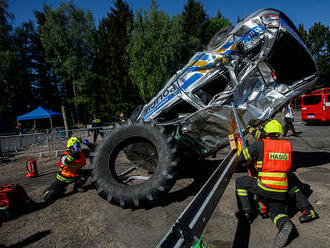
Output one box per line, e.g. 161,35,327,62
231,102,247,149
61,105,69,138
50,117,53,130
49,117,53,151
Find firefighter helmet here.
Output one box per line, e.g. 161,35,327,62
263,120,283,134
66,137,81,149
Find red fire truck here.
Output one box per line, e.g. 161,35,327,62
301,88,330,122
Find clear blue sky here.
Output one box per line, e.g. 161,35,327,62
8,0,330,30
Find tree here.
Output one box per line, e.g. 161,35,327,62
9,22,35,115
38,1,98,125
0,0,32,130
0,0,13,117
180,1,231,65
30,10,60,110
306,22,330,88
209,10,231,39
127,0,184,102
298,24,308,42
0,0,13,49
181,0,209,58
96,0,139,121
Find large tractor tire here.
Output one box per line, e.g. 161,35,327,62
91,120,178,208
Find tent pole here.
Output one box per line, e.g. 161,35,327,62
61,105,69,138
50,117,53,150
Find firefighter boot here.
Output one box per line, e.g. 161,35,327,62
274,221,293,248
299,209,319,224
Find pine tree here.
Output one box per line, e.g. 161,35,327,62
180,0,231,63
181,0,208,58
306,22,330,87
32,10,60,110
209,10,231,36
0,0,31,129
298,24,308,42
96,0,139,121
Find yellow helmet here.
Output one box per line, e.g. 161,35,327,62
66,137,81,148
263,120,283,134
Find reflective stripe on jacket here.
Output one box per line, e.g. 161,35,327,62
254,139,291,192
57,151,86,178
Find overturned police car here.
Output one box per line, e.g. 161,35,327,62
91,8,317,208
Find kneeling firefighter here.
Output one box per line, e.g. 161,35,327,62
236,120,304,247
43,137,94,203
247,120,319,224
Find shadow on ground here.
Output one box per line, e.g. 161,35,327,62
292,151,330,168
0,230,51,248
1,201,49,225
143,159,221,210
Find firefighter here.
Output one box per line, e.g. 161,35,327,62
43,137,94,204
236,120,301,247
247,120,319,224
119,112,126,124
92,118,104,143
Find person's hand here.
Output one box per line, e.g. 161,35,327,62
87,143,95,150
81,138,92,145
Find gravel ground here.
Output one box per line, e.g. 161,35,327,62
0,117,330,248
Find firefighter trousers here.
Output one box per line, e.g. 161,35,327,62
43,170,90,203
287,173,313,212
235,176,291,229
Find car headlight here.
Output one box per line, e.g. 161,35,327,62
261,14,280,28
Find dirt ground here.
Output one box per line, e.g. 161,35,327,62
1,120,330,248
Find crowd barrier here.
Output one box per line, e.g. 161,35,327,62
0,126,114,158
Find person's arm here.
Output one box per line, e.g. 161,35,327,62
60,153,75,167
238,141,260,164
248,126,266,140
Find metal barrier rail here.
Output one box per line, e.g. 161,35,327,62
0,126,114,156
157,149,238,248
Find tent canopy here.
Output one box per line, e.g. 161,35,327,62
17,106,61,121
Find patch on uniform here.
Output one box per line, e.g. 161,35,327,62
269,152,289,160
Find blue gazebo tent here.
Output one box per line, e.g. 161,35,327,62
17,106,62,129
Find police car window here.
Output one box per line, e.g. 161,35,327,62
193,73,233,105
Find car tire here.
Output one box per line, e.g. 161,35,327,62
207,25,233,51
91,120,178,208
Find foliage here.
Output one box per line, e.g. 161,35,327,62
96,0,138,121
210,10,231,33
305,22,330,88
32,10,60,109
2,0,330,131
298,24,308,42
180,0,230,61
127,0,184,102
38,1,98,124
0,0,13,49
0,1,35,127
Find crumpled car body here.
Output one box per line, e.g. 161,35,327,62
135,8,317,157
